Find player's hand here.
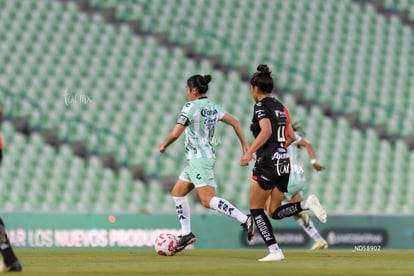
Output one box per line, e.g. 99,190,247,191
159,144,167,153
312,162,325,171
240,153,253,166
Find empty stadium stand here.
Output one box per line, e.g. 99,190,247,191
0,0,413,214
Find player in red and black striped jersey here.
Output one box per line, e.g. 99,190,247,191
0,104,22,272
241,65,327,261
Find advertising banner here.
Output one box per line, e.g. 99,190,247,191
2,213,413,249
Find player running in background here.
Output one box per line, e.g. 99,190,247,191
266,122,328,250
0,103,23,272
159,74,254,253
241,64,327,261
0,103,2,163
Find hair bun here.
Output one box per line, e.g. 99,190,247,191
202,75,212,84
257,64,270,73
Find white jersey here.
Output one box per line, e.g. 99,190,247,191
176,97,226,159
288,132,306,182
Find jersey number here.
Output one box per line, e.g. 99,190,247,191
276,125,286,143
208,125,215,144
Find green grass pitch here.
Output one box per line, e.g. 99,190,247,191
14,249,414,275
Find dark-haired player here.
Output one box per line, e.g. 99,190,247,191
241,65,327,261
159,74,254,253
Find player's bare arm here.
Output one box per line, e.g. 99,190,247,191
159,123,186,153
297,138,325,171
285,123,295,147
240,118,271,166
220,113,249,153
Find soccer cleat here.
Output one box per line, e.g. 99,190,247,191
241,214,255,241
0,260,23,272
298,211,310,227
306,194,327,223
258,250,285,262
311,239,328,250
173,232,196,253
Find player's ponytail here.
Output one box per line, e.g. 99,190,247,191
292,121,306,149
292,121,305,136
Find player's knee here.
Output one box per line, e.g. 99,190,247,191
198,194,213,208
265,207,271,216
200,198,211,208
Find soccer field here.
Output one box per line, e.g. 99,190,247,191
14,249,414,275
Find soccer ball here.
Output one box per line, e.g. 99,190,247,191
154,233,178,256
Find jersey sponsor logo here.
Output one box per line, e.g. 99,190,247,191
195,174,202,180
255,109,266,118
204,117,216,127
200,108,219,127
260,175,270,181
275,158,290,176
200,107,218,117
271,152,289,160
275,110,287,118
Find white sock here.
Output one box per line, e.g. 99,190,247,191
297,218,323,242
173,196,191,235
209,196,247,224
268,243,281,253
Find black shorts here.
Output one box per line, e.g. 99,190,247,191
252,149,290,192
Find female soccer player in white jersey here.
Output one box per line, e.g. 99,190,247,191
159,74,254,253
274,122,328,250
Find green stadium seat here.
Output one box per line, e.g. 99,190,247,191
1,0,413,214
